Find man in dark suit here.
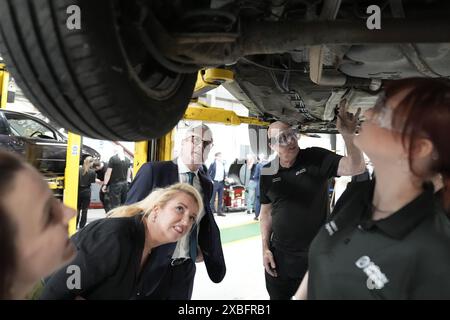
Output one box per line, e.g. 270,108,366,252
126,124,226,299
208,152,226,216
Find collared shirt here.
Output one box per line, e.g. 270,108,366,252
213,160,225,182
172,160,205,259
260,147,342,252
308,180,450,300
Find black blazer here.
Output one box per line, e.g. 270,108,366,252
41,215,166,299
126,160,226,283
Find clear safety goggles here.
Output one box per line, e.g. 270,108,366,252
366,93,403,132
270,128,300,146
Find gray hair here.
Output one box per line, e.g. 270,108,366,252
184,123,213,142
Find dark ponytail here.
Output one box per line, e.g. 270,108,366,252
0,151,25,299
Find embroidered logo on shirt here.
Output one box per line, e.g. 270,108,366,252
355,256,389,290
272,177,282,183
325,220,338,236
296,168,307,176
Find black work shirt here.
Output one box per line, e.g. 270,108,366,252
78,168,96,189
260,147,342,252
308,180,450,300
41,215,158,300
95,162,108,182
108,155,130,184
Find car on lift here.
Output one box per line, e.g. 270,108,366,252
0,109,100,178
0,0,449,146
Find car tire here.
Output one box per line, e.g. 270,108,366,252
0,0,196,141
228,161,244,185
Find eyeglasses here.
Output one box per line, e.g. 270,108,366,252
185,135,213,149
270,128,299,146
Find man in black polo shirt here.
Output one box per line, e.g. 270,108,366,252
260,107,366,300
103,146,131,210
93,160,111,213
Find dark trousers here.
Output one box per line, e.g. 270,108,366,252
108,181,128,210
77,188,91,229
99,189,111,213
210,180,224,213
265,245,309,300
146,260,196,300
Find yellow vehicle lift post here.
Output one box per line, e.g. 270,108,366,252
0,63,10,109
157,128,175,161
132,129,175,174
64,132,81,236
133,141,149,176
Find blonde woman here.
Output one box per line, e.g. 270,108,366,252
41,183,203,300
77,156,96,229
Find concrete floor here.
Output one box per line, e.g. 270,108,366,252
86,208,269,300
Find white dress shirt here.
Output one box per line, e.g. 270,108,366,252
171,160,206,259
213,160,225,182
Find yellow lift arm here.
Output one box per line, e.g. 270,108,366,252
190,68,268,127
185,101,270,127
192,68,235,98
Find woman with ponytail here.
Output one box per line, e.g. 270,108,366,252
41,183,203,300
293,78,450,300
76,156,96,229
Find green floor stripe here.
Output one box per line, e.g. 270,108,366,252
220,222,261,244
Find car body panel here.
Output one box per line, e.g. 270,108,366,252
0,110,100,177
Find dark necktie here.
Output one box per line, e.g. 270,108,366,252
186,172,195,185
186,172,198,260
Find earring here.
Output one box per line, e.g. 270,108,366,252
152,214,157,223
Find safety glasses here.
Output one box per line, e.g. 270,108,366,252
270,128,299,146
186,135,214,149
367,93,403,132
